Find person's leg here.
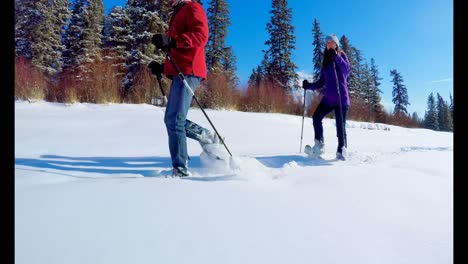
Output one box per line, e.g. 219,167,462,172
164,75,202,172
185,119,213,144
308,101,334,155
186,119,227,160
334,105,349,154
312,101,334,143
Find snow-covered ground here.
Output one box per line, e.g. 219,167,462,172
15,101,453,264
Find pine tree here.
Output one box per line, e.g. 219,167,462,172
412,111,421,125
125,0,163,61
202,0,239,109
206,0,230,70
436,93,453,131
369,59,382,91
311,18,324,81
263,0,298,89
361,61,383,121
424,93,439,130
50,0,71,72
390,69,410,115
248,66,264,89
368,58,384,120
102,6,132,72
63,0,104,74
221,46,239,86
348,47,365,100
15,0,42,59
339,35,359,95
122,0,165,91
81,0,105,65
156,0,172,23
205,0,238,87
260,53,269,76
449,93,454,120
29,0,51,72
63,0,86,69
360,63,374,120
339,35,353,63
248,68,258,88
15,0,70,74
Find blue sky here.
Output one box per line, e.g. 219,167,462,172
103,0,453,117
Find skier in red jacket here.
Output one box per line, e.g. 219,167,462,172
152,0,221,177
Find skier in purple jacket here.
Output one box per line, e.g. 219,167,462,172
302,34,351,160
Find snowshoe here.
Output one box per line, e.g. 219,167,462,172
304,139,324,158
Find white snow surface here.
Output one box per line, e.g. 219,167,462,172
15,101,453,264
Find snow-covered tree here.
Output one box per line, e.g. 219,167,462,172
62,0,86,69
339,35,358,92
312,18,324,81
248,66,264,89
16,0,70,74
221,46,239,86
102,6,132,72
156,0,172,23
15,0,41,59
122,0,165,91
339,35,353,64
348,47,365,100
449,93,453,120
424,93,439,130
206,0,231,71
81,0,105,63
63,0,104,74
411,111,421,125
263,0,298,89
360,63,374,119
436,93,453,131
202,0,239,104
390,69,410,115
366,58,384,120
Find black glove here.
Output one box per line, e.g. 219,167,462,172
148,61,164,79
152,34,176,52
327,48,338,58
302,79,310,89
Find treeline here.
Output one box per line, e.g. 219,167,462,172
14,0,451,131
15,0,174,104
419,93,453,131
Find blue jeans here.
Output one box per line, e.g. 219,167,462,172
312,101,349,153
164,75,207,169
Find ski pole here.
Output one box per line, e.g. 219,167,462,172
332,61,347,148
300,89,306,152
148,61,168,104
155,74,168,105
166,52,233,157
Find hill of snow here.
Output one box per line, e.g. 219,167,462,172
15,101,453,264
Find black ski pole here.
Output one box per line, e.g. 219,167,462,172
166,52,233,157
155,74,168,105
300,89,306,152
332,61,347,149
148,61,168,105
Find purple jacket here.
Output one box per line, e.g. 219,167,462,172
305,52,351,106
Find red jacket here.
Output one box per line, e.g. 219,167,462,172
164,1,209,80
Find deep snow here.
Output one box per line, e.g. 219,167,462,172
15,101,453,264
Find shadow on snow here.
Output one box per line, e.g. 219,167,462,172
15,153,333,180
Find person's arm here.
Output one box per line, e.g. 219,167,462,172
334,51,351,77
304,71,325,90
173,4,208,49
